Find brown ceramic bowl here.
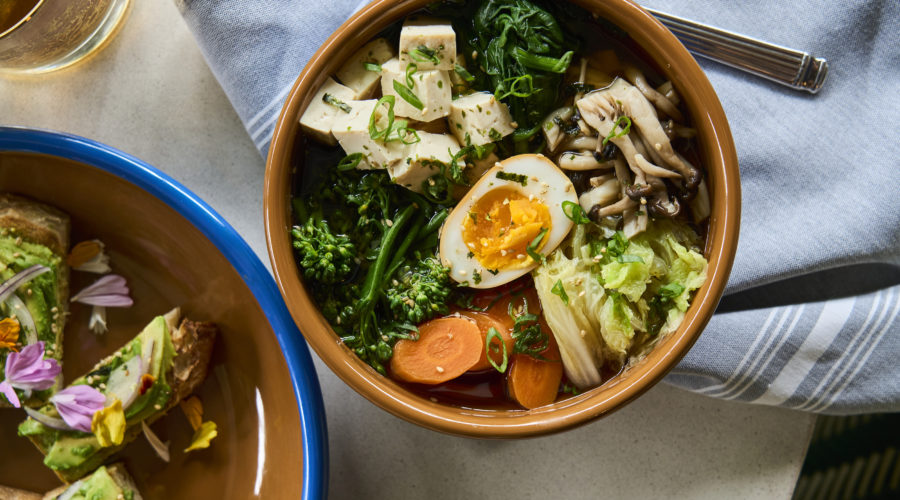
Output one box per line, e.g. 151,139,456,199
0,128,327,498
265,0,740,438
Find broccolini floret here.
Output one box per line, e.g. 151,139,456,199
386,257,452,324
291,217,356,284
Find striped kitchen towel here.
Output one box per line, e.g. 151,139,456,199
175,0,900,414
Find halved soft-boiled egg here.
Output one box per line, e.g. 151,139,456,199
440,154,578,288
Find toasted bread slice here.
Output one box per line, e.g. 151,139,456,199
0,194,70,407
19,310,217,483
43,463,143,500
0,485,42,500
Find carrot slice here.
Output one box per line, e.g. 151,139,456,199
391,317,483,384
457,311,514,372
508,330,563,410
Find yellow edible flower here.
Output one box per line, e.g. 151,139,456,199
184,421,217,452
0,317,20,352
179,395,203,431
92,398,126,446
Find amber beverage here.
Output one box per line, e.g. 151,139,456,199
0,0,131,74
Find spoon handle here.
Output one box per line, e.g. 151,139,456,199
645,7,828,94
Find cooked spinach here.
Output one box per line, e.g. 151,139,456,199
469,0,575,143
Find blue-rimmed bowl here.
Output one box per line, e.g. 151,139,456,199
0,127,327,499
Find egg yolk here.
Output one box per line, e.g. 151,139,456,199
461,188,552,271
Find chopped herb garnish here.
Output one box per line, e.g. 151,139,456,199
562,201,590,224
485,327,509,373
468,212,477,223
495,74,538,100
602,116,632,146
393,80,424,110
368,96,396,141
606,231,629,258
405,63,417,88
409,45,440,65
323,93,352,113
551,279,569,305
496,171,528,185
368,96,419,144
484,212,492,222
467,251,474,258
454,63,475,83
487,268,499,275
561,382,579,395
472,270,482,284
646,283,687,335
526,227,548,263
363,62,382,72
508,297,549,359
336,153,364,171
617,254,644,264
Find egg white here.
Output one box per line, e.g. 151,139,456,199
439,154,578,289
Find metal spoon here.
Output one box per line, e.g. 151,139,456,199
645,8,829,94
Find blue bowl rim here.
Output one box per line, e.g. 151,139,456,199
0,126,328,500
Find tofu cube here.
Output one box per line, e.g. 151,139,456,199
399,17,456,71
299,77,356,146
331,99,408,170
448,92,516,146
335,38,395,99
381,58,451,122
389,132,461,193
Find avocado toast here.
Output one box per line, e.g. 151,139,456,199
0,194,70,407
19,308,217,482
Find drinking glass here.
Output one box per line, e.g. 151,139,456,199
0,0,131,75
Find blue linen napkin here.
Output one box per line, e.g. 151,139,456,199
176,0,900,414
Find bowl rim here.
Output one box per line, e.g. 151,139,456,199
0,126,329,500
265,0,740,438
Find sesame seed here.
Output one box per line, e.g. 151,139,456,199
14,236,22,245
580,330,587,337
500,250,507,256
154,404,162,410
385,219,393,227
517,254,526,260
459,269,467,276
12,252,19,258
430,397,438,402
578,290,586,297
436,366,445,373
640,197,647,205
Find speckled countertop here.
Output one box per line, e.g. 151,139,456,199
0,1,816,498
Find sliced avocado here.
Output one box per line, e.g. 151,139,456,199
52,465,124,500
44,434,100,472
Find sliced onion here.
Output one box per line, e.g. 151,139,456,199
142,421,170,463
6,294,38,345
0,265,51,304
24,406,71,431
105,354,144,409
141,338,156,373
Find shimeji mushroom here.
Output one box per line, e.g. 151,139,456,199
576,78,702,190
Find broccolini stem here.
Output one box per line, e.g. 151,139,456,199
385,214,425,284
359,204,416,304
422,209,449,235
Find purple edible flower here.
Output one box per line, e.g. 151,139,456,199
71,274,133,307
0,341,61,408
50,385,106,433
